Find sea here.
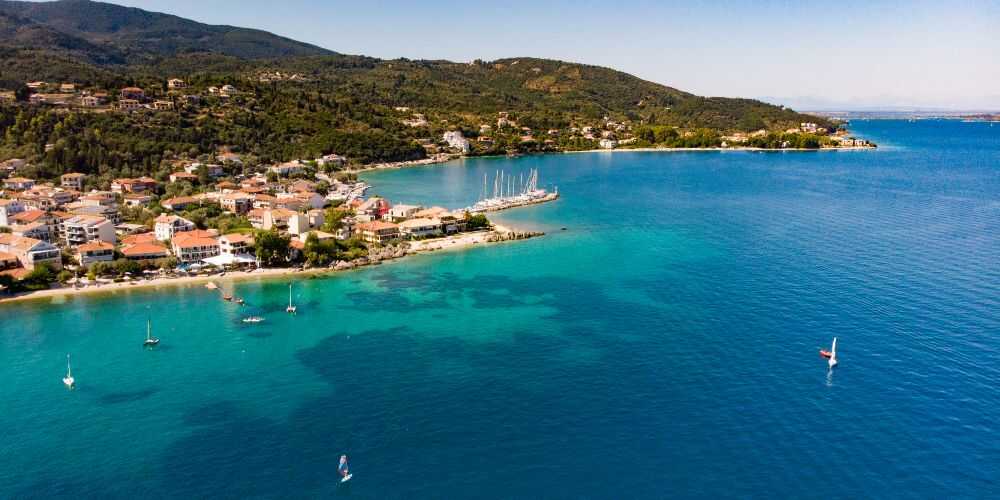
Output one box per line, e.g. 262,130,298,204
1,120,998,498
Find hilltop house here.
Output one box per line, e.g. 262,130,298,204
160,196,199,211
3,177,36,191
111,177,157,194
120,87,145,100
60,172,86,190
269,161,305,177
220,192,254,214
443,131,471,153
169,172,198,183
0,199,26,227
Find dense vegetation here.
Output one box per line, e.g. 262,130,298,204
0,0,835,179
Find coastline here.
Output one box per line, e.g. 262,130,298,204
348,153,463,173
0,227,535,306
347,144,877,174
566,145,877,154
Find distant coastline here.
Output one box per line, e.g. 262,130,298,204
348,144,877,173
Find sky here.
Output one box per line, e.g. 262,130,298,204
58,0,1000,109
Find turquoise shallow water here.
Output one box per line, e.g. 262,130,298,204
1,120,999,498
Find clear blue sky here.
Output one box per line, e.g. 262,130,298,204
74,1,1000,108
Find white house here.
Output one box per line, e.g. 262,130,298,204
269,161,305,176
62,215,116,246
0,199,25,227
387,204,422,222
443,131,471,153
154,214,196,241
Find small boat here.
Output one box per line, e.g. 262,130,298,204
63,354,75,388
286,283,297,314
223,294,233,302
242,316,264,324
143,319,160,347
235,298,245,305
821,337,838,368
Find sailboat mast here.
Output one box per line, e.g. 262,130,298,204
66,354,71,377
146,319,151,341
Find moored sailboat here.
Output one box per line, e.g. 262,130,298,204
143,319,160,347
63,354,75,388
286,283,297,314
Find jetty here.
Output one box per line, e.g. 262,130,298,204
465,169,559,213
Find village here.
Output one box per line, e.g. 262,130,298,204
0,75,874,295
0,146,548,296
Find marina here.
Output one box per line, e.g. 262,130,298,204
465,168,559,213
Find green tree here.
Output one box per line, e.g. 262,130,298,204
302,232,338,267
196,164,211,185
321,207,348,232
20,263,56,291
253,229,291,267
465,213,491,230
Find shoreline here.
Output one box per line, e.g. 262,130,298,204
0,227,535,306
566,145,877,154
348,144,877,174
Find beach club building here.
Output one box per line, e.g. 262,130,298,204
219,233,255,257
121,242,170,262
171,231,220,263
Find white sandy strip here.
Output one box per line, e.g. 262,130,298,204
0,229,516,305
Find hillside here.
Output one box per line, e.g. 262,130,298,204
0,0,333,62
0,0,839,181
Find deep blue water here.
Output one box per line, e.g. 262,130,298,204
1,120,998,498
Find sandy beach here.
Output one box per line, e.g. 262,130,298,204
0,227,530,305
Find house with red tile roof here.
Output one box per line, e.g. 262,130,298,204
76,241,115,267
121,242,170,261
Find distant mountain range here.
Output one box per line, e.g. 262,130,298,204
0,0,332,62
0,0,832,133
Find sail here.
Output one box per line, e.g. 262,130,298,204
831,337,837,356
